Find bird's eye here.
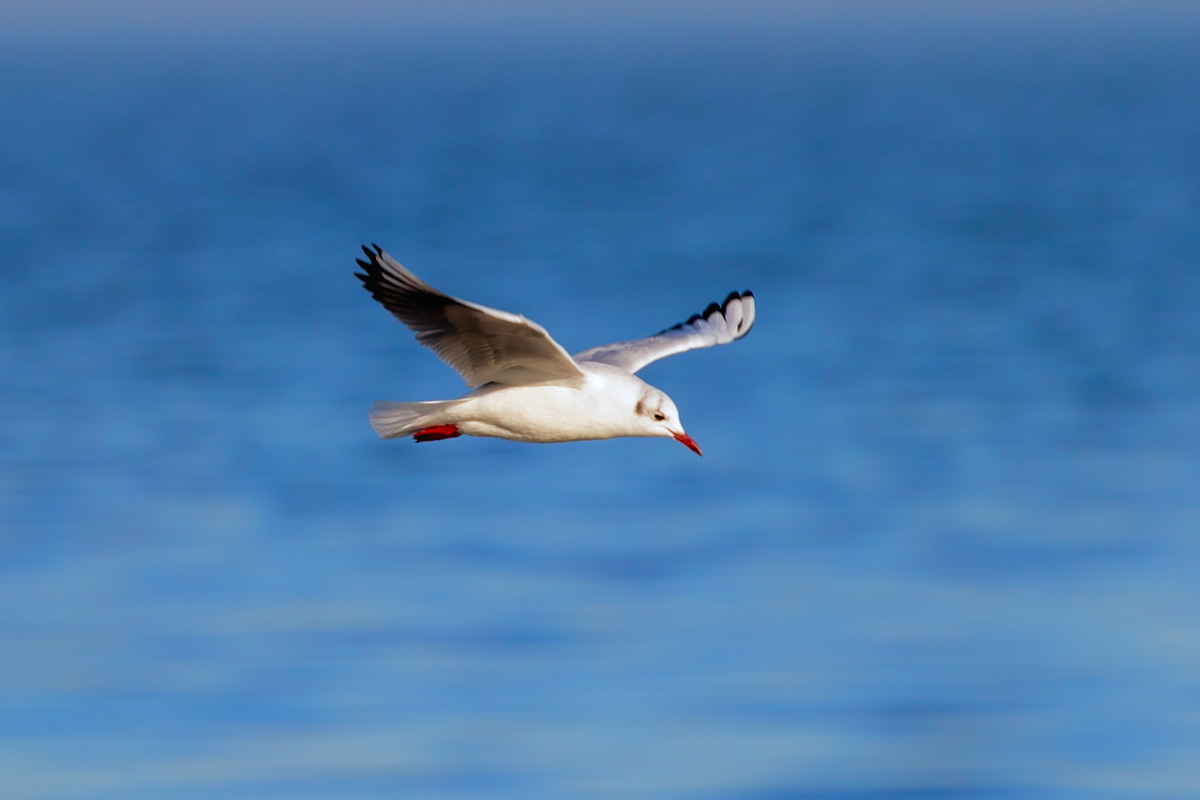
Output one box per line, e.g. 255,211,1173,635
653,412,666,422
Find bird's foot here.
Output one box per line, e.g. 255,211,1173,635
413,424,461,442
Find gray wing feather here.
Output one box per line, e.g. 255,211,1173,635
356,245,586,387
574,291,755,374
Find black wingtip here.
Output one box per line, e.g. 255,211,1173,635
356,245,386,289
654,290,757,336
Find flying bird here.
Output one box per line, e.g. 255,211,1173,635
355,245,755,456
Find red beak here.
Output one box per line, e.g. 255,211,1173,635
673,431,703,456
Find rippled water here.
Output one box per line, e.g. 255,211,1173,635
2,33,1200,799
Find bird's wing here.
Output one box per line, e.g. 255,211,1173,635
356,245,587,388
574,291,755,374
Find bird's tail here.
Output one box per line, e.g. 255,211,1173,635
369,400,464,440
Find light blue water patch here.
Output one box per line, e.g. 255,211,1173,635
2,36,1200,800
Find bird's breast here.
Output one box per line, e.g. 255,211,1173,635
455,378,632,443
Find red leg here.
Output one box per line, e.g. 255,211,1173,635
412,424,461,442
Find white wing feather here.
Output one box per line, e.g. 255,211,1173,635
574,291,755,374
356,245,587,388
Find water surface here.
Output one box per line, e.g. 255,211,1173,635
2,33,1200,799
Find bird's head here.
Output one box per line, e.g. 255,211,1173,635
633,388,702,456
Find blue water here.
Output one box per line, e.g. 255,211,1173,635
3,32,1200,799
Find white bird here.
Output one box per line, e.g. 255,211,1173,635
355,245,755,456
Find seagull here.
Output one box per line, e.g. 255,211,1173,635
355,245,755,456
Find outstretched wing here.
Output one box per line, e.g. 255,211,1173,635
574,290,755,374
355,245,586,388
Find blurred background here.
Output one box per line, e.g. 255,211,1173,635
3,2,1200,797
